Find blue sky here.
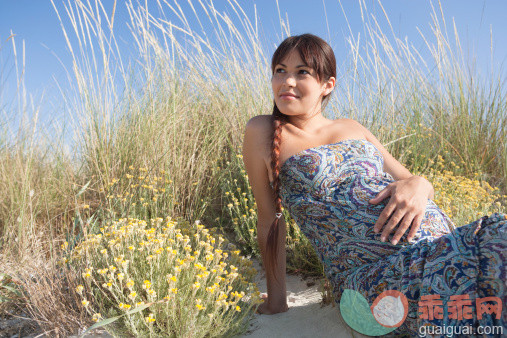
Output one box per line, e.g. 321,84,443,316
1,0,507,130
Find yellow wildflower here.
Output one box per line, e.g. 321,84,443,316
118,303,130,310
194,263,205,270
143,280,152,289
92,313,102,322
145,313,155,323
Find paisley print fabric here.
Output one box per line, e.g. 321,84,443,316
277,138,506,337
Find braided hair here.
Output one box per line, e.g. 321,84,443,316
266,33,336,282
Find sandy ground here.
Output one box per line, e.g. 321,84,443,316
241,258,368,338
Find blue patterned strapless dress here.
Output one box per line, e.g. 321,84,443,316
275,138,506,337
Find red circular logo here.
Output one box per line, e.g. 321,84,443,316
370,290,409,328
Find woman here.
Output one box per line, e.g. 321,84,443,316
242,33,506,336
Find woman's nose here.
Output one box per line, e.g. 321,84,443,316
283,74,296,87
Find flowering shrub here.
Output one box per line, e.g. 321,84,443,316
99,166,176,220
416,154,506,225
68,217,263,337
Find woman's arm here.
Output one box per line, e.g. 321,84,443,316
242,117,288,313
348,119,434,197
360,121,434,198
347,119,434,245
256,214,289,313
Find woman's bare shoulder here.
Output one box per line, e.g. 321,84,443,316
333,118,369,135
246,115,273,129
244,115,273,152
334,117,359,127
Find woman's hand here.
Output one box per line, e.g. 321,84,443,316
369,175,433,245
255,293,289,315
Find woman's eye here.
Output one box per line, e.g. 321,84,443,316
273,68,309,75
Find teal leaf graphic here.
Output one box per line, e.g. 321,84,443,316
340,289,397,336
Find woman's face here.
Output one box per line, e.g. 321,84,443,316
271,50,334,117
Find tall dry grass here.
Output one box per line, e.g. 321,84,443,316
0,0,506,335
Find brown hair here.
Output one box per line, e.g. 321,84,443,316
267,33,337,282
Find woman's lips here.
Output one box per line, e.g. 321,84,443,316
280,93,298,100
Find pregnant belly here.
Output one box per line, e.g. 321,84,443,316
288,173,455,274
313,198,454,280
338,173,453,235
